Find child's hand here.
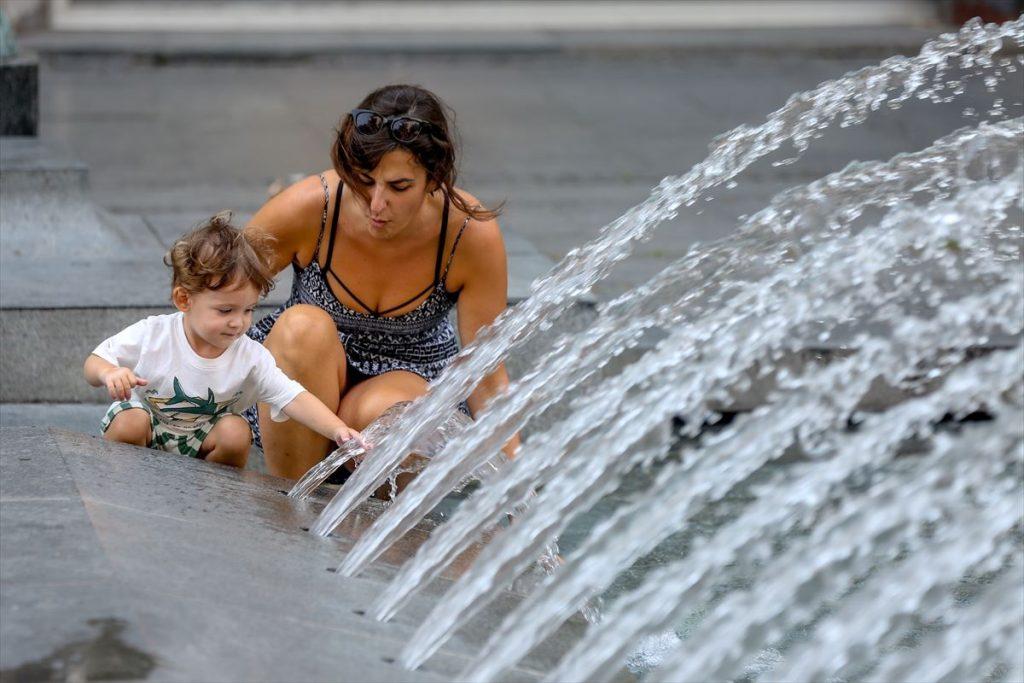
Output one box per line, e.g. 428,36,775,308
334,424,370,451
101,367,148,401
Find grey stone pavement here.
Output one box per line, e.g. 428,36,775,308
0,426,586,681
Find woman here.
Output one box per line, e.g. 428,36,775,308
243,84,518,480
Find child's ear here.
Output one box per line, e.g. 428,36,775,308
172,287,191,312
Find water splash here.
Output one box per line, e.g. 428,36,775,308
290,403,489,501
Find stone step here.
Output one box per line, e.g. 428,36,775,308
31,1,940,40
0,402,105,435
0,246,569,402
0,136,573,403
0,401,264,473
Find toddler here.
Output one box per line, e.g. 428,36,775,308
84,213,365,468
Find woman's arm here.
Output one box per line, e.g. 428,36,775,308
244,173,331,274
452,212,521,459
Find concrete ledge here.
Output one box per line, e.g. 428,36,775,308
42,1,940,33
0,402,105,435
18,26,946,62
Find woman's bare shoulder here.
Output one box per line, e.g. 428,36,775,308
246,171,337,270
250,172,334,233
445,188,507,288
448,188,503,245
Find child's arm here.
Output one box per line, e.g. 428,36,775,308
282,391,369,449
84,354,148,401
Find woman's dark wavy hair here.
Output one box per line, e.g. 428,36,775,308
331,84,501,221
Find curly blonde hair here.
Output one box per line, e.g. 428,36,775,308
164,211,275,297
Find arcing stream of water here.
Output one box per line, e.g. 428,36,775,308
291,16,1024,682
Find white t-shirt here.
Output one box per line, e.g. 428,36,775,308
92,312,304,433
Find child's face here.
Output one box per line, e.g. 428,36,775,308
173,280,260,357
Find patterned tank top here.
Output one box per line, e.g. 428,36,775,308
247,175,469,381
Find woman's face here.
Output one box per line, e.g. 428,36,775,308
351,148,432,240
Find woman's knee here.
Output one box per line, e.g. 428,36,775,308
104,409,151,446
340,372,428,430
265,305,345,365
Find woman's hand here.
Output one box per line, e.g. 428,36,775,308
101,367,148,401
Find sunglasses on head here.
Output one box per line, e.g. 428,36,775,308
349,108,436,143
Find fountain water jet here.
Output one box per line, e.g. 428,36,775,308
378,136,1024,671
441,173,1024,678
545,353,1022,682
292,15,1024,682
362,119,1022,619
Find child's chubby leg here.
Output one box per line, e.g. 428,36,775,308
101,402,153,447
199,415,252,468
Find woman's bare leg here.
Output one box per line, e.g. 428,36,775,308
339,370,429,497
259,304,348,479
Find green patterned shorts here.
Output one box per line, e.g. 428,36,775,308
101,400,221,458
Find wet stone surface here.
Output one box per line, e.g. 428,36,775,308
0,426,577,681
0,618,156,683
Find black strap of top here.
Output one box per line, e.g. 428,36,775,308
440,216,471,286
311,173,331,261
432,195,451,283
322,188,453,317
322,179,344,269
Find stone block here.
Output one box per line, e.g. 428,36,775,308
0,57,37,136
0,402,106,435
0,139,154,260
0,426,79,499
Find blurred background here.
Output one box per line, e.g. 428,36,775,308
1,0,1021,295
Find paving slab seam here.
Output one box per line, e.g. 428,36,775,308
0,495,76,503
77,494,256,526
0,578,115,589
74,492,363,557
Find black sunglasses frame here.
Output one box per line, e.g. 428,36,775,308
349,108,437,143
